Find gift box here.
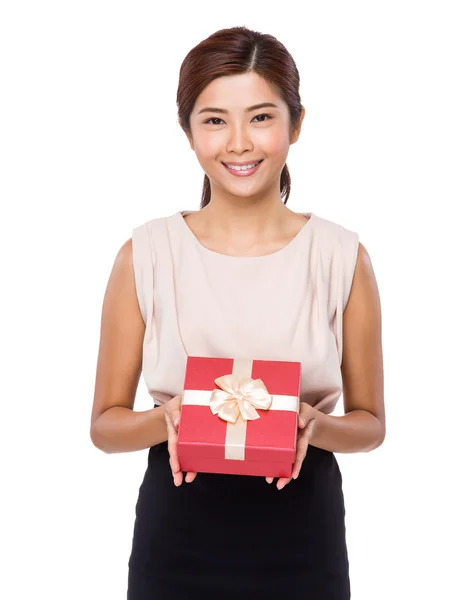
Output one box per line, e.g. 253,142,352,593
176,356,301,478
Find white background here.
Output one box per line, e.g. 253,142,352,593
1,1,474,598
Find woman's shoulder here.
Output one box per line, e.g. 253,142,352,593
132,212,173,234
310,213,359,254
311,212,357,235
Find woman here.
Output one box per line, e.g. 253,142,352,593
90,26,385,599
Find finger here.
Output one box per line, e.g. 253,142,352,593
292,457,302,480
168,455,181,475
292,439,308,479
266,477,273,484
185,471,198,483
164,411,182,485
169,457,183,486
276,477,292,490
164,412,178,458
169,447,183,486
168,437,180,477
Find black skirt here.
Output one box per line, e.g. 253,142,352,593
127,430,351,599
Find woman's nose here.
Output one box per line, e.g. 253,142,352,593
226,124,253,154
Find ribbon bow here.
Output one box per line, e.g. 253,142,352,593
209,373,273,423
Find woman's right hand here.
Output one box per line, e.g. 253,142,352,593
163,394,197,486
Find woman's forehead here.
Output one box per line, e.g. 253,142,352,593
194,73,282,112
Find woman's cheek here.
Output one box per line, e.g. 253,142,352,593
260,129,289,159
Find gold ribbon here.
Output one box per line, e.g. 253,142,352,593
182,358,299,461
209,373,273,423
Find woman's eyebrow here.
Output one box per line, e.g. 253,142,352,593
197,102,279,115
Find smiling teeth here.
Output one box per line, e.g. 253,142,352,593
226,162,259,171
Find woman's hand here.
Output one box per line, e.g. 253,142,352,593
266,403,318,490
163,394,197,486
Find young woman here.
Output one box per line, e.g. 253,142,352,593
90,26,385,600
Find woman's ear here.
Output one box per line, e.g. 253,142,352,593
290,106,305,145
179,119,195,151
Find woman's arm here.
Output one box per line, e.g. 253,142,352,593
309,242,385,453
89,238,168,454
91,405,168,454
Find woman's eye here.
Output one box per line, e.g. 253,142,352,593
204,114,272,125
253,113,272,122
204,117,225,125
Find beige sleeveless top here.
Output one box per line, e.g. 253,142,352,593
132,210,359,414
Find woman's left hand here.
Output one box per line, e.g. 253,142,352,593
266,402,318,490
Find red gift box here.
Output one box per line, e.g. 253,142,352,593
176,356,301,478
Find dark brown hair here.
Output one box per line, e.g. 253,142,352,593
176,26,303,209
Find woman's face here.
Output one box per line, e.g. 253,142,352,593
186,71,304,201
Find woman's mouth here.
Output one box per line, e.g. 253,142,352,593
222,159,264,177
